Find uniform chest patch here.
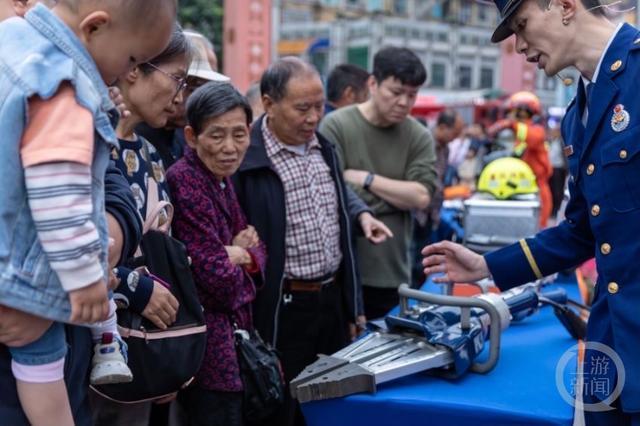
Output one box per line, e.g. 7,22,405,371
611,104,630,132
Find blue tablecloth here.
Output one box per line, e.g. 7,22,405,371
302,276,580,426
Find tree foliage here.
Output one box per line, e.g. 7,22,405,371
178,0,224,61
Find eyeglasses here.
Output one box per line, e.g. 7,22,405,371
143,62,188,98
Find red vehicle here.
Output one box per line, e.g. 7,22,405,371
410,94,445,123
411,94,509,129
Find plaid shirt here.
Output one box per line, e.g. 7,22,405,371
262,119,342,279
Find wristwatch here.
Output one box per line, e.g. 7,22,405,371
363,172,375,191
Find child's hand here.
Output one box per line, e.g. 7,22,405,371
69,280,109,323
108,87,131,118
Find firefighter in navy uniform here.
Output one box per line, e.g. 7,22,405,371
422,0,640,424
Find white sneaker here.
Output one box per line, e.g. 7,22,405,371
90,333,133,385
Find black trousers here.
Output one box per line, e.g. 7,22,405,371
266,282,350,426
178,386,243,426
362,285,400,320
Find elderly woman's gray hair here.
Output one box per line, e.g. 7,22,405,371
186,82,253,135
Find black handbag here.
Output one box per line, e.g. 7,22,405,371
92,230,207,403
93,141,207,402
234,326,285,423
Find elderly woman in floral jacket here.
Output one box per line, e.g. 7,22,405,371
167,82,265,426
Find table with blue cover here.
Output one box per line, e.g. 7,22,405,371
301,275,580,426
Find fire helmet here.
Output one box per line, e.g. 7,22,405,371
508,91,541,116
477,157,539,200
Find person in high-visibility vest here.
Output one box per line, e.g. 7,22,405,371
488,91,552,228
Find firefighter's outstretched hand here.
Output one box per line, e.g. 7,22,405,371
421,241,490,284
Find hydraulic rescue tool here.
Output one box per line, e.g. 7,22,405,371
291,281,587,403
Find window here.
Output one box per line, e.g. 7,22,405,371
442,0,451,20
282,9,313,23
393,0,408,15
459,1,472,23
431,63,446,88
480,67,494,89
458,65,472,89
437,32,448,42
366,0,383,11
349,26,370,38
478,3,488,22
385,26,405,37
346,0,361,9
431,3,443,19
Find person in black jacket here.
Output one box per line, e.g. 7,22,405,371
232,57,390,426
0,161,143,426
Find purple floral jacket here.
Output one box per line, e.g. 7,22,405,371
167,148,266,392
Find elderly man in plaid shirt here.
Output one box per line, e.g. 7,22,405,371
233,57,391,426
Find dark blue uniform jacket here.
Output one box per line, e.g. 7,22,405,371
486,23,640,411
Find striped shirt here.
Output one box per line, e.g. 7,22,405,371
261,119,341,280
21,84,102,292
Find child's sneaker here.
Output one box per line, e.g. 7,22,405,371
89,332,133,385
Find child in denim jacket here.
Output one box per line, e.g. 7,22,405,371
0,1,176,425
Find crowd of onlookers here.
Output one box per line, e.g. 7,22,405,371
0,2,568,426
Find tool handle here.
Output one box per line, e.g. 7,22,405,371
539,288,568,305
397,284,502,373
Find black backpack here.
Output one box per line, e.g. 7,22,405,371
92,230,207,403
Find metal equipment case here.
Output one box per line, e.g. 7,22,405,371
463,197,540,253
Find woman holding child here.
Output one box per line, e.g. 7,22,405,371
91,24,192,426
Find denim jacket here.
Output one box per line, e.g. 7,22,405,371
0,5,118,322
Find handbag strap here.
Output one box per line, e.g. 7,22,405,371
140,138,173,234
143,200,173,234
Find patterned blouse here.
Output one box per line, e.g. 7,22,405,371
167,148,266,392
112,135,172,312
112,136,171,221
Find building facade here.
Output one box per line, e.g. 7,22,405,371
276,0,566,110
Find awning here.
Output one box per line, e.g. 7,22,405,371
411,94,445,117
277,39,312,55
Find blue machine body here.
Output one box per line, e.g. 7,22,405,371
385,288,567,376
